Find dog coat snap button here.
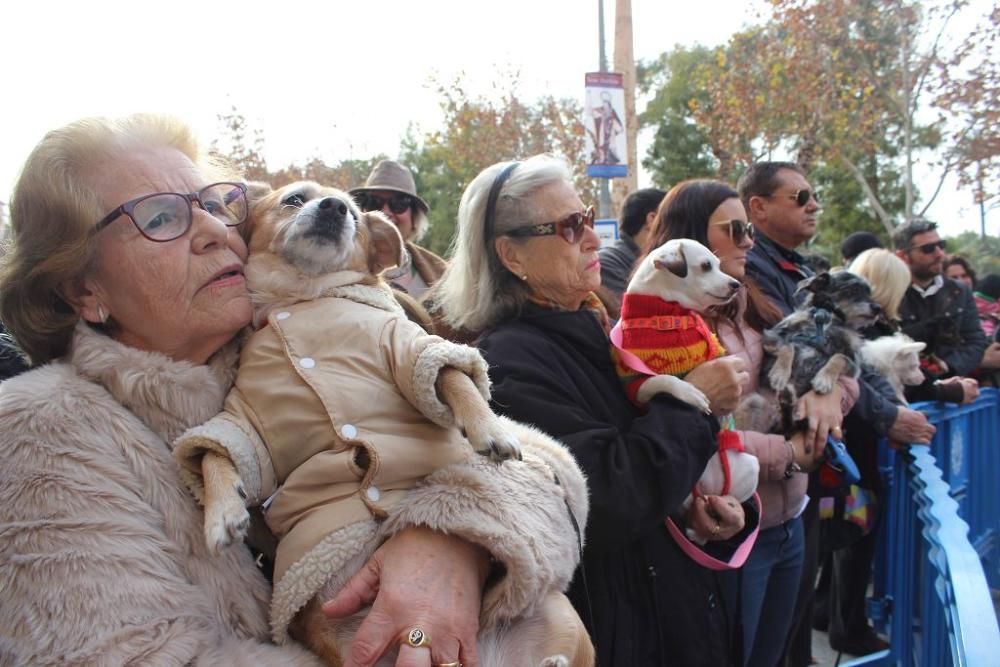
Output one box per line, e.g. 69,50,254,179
298,357,316,369
275,311,291,320
366,486,381,502
341,424,358,439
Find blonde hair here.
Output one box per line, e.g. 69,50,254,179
430,155,573,334
0,114,236,364
847,248,911,320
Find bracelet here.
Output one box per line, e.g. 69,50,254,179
783,440,802,479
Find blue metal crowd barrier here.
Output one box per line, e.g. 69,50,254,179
845,388,1000,666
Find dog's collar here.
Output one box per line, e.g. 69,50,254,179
620,314,701,331
786,307,837,346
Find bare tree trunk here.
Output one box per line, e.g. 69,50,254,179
901,22,916,220
611,0,638,216
840,155,896,235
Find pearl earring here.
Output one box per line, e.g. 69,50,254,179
520,274,528,281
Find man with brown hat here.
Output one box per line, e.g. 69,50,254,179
351,160,446,299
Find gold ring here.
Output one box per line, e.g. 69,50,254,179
712,523,721,535
404,627,430,649
434,663,462,667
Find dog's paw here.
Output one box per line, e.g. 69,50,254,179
539,656,569,667
676,382,712,414
204,487,250,556
467,419,523,463
811,373,835,394
768,365,789,392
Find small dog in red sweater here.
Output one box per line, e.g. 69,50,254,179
612,239,759,525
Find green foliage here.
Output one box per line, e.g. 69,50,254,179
807,157,907,262
637,46,719,187
947,231,1000,277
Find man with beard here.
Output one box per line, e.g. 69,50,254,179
893,219,987,387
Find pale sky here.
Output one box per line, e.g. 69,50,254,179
1,0,995,237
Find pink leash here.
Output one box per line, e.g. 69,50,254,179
665,493,761,570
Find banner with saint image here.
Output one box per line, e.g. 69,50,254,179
584,72,628,178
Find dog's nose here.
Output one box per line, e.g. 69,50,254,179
728,279,740,292
318,196,349,219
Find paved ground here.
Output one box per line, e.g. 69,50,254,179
811,629,867,667
811,588,1000,666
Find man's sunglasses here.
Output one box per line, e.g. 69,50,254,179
355,192,414,215
505,207,596,244
909,239,946,254
767,188,819,208
711,219,755,244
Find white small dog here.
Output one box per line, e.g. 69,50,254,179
613,239,759,525
860,332,926,403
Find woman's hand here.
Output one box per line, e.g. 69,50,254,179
936,376,980,404
796,386,843,454
321,526,491,667
685,357,749,415
788,431,826,473
687,494,746,541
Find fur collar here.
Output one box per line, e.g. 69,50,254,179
66,322,241,443
318,282,404,315
249,269,402,326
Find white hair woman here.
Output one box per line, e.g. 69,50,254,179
431,154,760,666
0,117,586,666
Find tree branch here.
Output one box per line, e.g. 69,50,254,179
839,154,895,233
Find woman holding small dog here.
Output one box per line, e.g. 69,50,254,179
430,155,759,666
0,115,587,667
646,179,860,667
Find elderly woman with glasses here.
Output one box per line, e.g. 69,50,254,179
429,155,762,666
645,179,859,667
0,116,587,667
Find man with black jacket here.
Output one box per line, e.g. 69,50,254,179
893,219,986,404
739,162,935,665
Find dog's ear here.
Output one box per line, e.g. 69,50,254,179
364,211,406,274
900,341,926,355
245,181,274,204
796,272,831,294
653,241,688,278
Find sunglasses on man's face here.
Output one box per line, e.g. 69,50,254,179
909,239,946,255
505,206,596,244
767,188,819,208
356,192,414,215
711,219,755,245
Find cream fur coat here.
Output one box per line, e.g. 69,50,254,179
0,322,588,665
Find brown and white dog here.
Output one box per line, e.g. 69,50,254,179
180,182,592,667
613,239,759,530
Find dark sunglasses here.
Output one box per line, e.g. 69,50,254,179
94,182,248,242
767,188,819,207
506,207,596,244
909,239,946,254
356,192,414,215
711,219,755,244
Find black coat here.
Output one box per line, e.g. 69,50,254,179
479,304,758,667
899,278,987,378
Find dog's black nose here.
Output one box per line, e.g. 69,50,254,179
318,196,349,218
728,279,740,292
